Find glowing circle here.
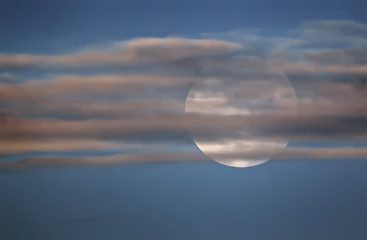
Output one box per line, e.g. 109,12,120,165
185,56,298,167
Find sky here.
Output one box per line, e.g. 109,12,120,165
1,0,367,239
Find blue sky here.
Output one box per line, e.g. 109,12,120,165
1,0,367,239
1,0,367,53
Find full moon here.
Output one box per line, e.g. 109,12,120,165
185,56,298,168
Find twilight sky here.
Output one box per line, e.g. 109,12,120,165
1,0,367,239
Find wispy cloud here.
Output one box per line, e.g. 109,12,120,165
0,38,242,69
1,147,367,171
1,19,367,170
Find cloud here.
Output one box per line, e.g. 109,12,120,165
0,54,44,68
302,20,367,39
0,72,15,82
1,146,367,171
0,38,242,69
304,49,367,66
0,139,139,153
0,73,193,101
1,19,367,169
0,111,366,145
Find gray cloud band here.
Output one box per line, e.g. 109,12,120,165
1,19,367,168
1,147,367,171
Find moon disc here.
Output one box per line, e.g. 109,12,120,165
185,56,298,167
